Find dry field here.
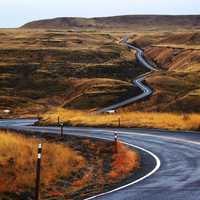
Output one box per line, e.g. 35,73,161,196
0,131,139,200
0,29,146,118
0,28,199,130
40,108,200,131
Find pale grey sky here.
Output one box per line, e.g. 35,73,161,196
0,0,200,28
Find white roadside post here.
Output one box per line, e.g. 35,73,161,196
114,131,118,153
106,110,120,153
3,109,10,115
35,144,42,200
3,110,11,131
116,116,121,153
106,110,115,114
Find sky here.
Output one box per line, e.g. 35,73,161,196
0,0,200,28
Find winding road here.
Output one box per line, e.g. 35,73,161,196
1,119,200,200
1,38,200,200
97,38,158,113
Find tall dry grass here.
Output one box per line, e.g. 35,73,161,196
0,131,85,193
41,108,200,131
109,142,140,181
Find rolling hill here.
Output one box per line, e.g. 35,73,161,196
120,31,200,113
1,16,200,118
21,15,200,30
0,29,145,118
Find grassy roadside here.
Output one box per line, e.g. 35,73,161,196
0,131,85,199
0,131,140,200
39,108,200,131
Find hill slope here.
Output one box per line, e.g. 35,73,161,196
0,28,199,118
121,31,200,113
21,15,200,30
0,29,145,118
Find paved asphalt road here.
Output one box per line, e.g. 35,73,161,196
97,39,158,113
0,38,199,200
1,119,200,200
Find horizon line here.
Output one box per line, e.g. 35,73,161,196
1,13,200,29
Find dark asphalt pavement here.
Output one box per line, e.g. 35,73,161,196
1,119,200,200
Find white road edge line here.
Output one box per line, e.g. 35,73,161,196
117,130,200,146
84,138,161,200
6,126,161,200
59,127,200,147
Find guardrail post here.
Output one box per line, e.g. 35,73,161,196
114,132,118,153
35,144,42,200
60,122,64,137
118,117,121,128
57,116,60,125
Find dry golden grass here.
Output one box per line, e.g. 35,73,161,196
41,108,200,131
71,170,93,188
0,131,140,199
0,131,85,193
109,142,140,181
66,141,140,195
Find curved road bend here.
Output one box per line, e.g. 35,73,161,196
97,38,158,114
1,119,200,200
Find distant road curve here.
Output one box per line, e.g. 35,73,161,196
97,37,158,113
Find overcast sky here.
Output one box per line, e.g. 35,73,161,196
0,0,200,28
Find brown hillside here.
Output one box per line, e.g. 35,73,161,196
121,31,200,113
0,28,199,117
0,29,145,118
21,15,200,30
145,47,200,71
